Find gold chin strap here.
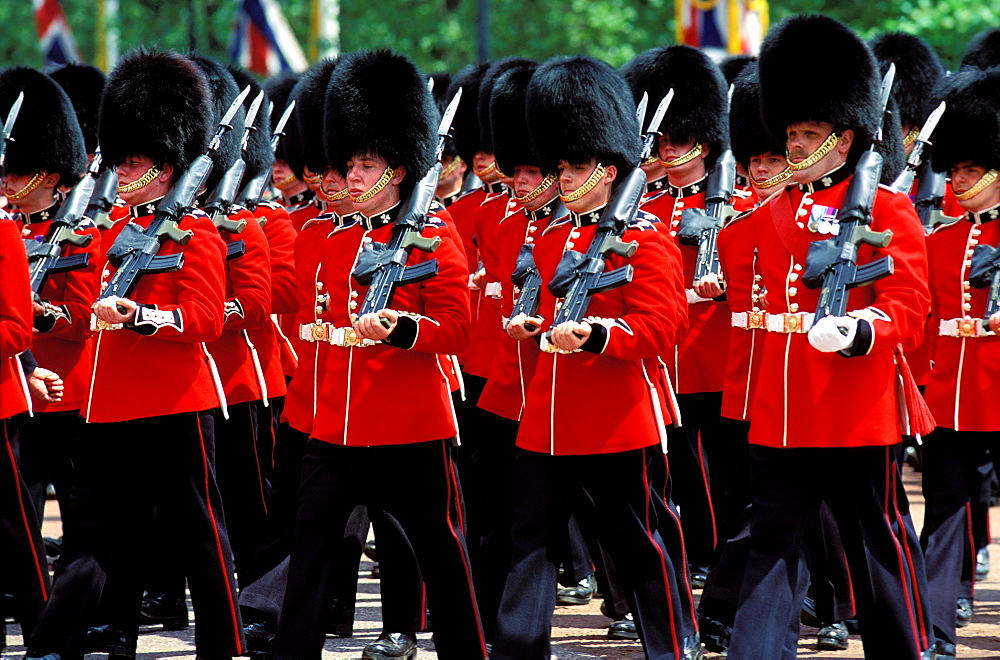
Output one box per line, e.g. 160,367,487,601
475,160,499,178
902,126,920,148
303,171,323,185
6,171,47,201
642,154,661,167
514,173,557,204
955,169,999,201
351,167,395,203
788,132,840,171
441,156,463,180
274,173,298,190
117,166,162,194
659,143,704,169
317,185,350,202
559,163,607,203
752,168,793,190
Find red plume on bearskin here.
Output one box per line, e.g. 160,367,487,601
49,63,106,156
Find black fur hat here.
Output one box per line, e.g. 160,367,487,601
49,63,105,155
729,63,784,166
324,49,437,189
228,65,274,185
490,60,541,176
447,62,490,167
291,57,339,176
720,54,755,86
931,66,1000,173
622,45,729,170
0,67,87,186
477,57,536,157
526,55,641,177
962,28,1000,71
870,32,945,130
187,54,246,194
759,15,883,170
100,49,211,177
263,72,302,174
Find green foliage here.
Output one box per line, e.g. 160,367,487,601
0,0,995,74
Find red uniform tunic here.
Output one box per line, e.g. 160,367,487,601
0,216,32,419
924,205,1000,432
749,171,931,448
85,205,227,423
283,190,321,232
309,205,470,446
516,209,686,455
16,206,101,413
642,179,731,393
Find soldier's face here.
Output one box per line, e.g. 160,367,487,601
116,154,171,205
659,134,707,185
749,152,788,182
513,164,557,211
557,159,615,213
473,151,500,183
346,152,404,214
951,161,1000,211
1,170,57,213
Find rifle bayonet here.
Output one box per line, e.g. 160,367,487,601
1,91,24,168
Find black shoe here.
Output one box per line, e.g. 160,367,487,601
43,537,62,558
84,625,136,660
816,621,849,651
956,597,973,627
934,638,957,660
363,540,377,562
683,634,705,660
244,621,277,658
800,595,822,628
607,612,638,640
977,546,990,580
689,566,709,590
556,574,596,606
370,562,380,579
697,611,732,653
362,632,418,659
139,593,188,630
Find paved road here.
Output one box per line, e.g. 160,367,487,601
6,466,1000,658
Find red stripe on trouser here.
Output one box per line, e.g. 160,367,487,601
965,503,976,596
447,450,465,532
440,440,487,657
642,451,681,657
196,415,244,654
249,405,268,515
881,448,923,654
696,433,718,551
659,452,697,625
4,420,48,599
891,451,928,649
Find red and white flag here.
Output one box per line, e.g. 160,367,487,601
675,0,768,58
229,0,308,77
34,0,80,66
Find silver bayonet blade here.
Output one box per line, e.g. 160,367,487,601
273,100,295,138
3,91,23,140
439,87,462,137
647,88,674,137
241,91,265,150
635,92,649,131
917,101,946,144
877,63,896,118
221,85,252,132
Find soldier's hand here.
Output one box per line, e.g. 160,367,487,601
471,268,488,290
355,309,398,341
93,296,137,324
28,367,64,403
694,273,725,299
550,320,591,351
807,315,857,353
989,311,1000,335
506,313,543,340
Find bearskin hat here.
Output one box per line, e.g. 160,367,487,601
526,56,641,178
263,72,302,174
291,58,340,177
227,65,274,185
729,63,784,167
490,60,541,176
447,62,490,167
870,32,945,131
0,67,87,186
100,49,211,178
49,63,105,156
962,28,1000,71
477,57,536,157
324,49,437,191
187,54,246,194
931,67,1000,173
720,55,755,86
429,72,457,161
622,45,729,170
759,15,885,171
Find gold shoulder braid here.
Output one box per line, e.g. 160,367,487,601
7,171,47,201
659,143,704,169
352,167,395,203
788,132,840,171
955,169,999,202
559,164,606,203
117,166,162,194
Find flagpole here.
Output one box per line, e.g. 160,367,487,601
96,0,106,69
308,0,319,61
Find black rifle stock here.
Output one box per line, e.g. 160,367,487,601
203,157,248,234
678,149,736,295
969,243,1000,323
913,161,950,234
84,166,120,230
509,201,567,332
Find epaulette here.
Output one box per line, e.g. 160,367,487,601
425,215,447,229
260,199,283,211
629,209,661,231
187,208,210,220
429,200,446,214
541,212,572,236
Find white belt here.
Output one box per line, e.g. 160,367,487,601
300,322,333,342
539,335,578,355
764,312,815,334
939,317,992,338
484,281,503,299
299,322,379,347
686,289,714,304
731,311,766,330
90,314,124,331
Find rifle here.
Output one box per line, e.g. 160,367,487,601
351,89,462,328
236,100,296,215
969,243,1000,325
889,102,949,235
542,90,673,340
890,101,945,195
25,154,101,293
84,165,120,231
202,87,260,236
802,64,897,320
508,202,567,332
98,86,250,305
0,91,23,169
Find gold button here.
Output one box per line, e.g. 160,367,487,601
101,282,108,291
797,222,805,229
964,293,972,301
971,228,982,237
350,291,359,298
350,313,358,322
969,239,979,246
964,282,971,290
789,273,799,282
315,306,323,314
670,231,677,237
797,208,809,217
675,201,684,209
963,303,972,311
349,301,358,309
789,303,799,312
102,269,110,278
672,220,680,227
754,274,762,281
965,260,973,268
566,242,574,249
752,284,761,291
788,287,798,296
363,236,373,244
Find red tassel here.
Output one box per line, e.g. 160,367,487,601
895,346,937,437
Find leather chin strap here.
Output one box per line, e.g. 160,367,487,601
659,143,704,169
6,171,47,201
117,166,162,194
351,167,395,203
788,132,840,171
514,173,557,204
955,168,999,202
752,168,793,190
559,164,606,203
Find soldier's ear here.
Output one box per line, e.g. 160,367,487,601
158,163,174,183
604,164,617,185
42,172,62,191
700,142,710,159
838,129,854,155
390,165,407,187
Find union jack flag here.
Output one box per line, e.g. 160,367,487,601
676,0,768,57
34,0,80,66
229,0,308,77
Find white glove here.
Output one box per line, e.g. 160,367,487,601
807,315,858,353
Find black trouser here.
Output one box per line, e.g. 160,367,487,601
921,428,1000,646
274,438,485,660
18,410,82,537
492,446,692,660
26,411,244,659
1,415,51,643
730,444,930,660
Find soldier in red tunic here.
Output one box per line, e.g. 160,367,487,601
727,16,934,659
920,65,1000,660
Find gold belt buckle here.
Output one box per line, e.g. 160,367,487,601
748,311,765,330
343,327,359,347
783,313,801,333
958,318,976,338
96,318,113,331
311,323,328,342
